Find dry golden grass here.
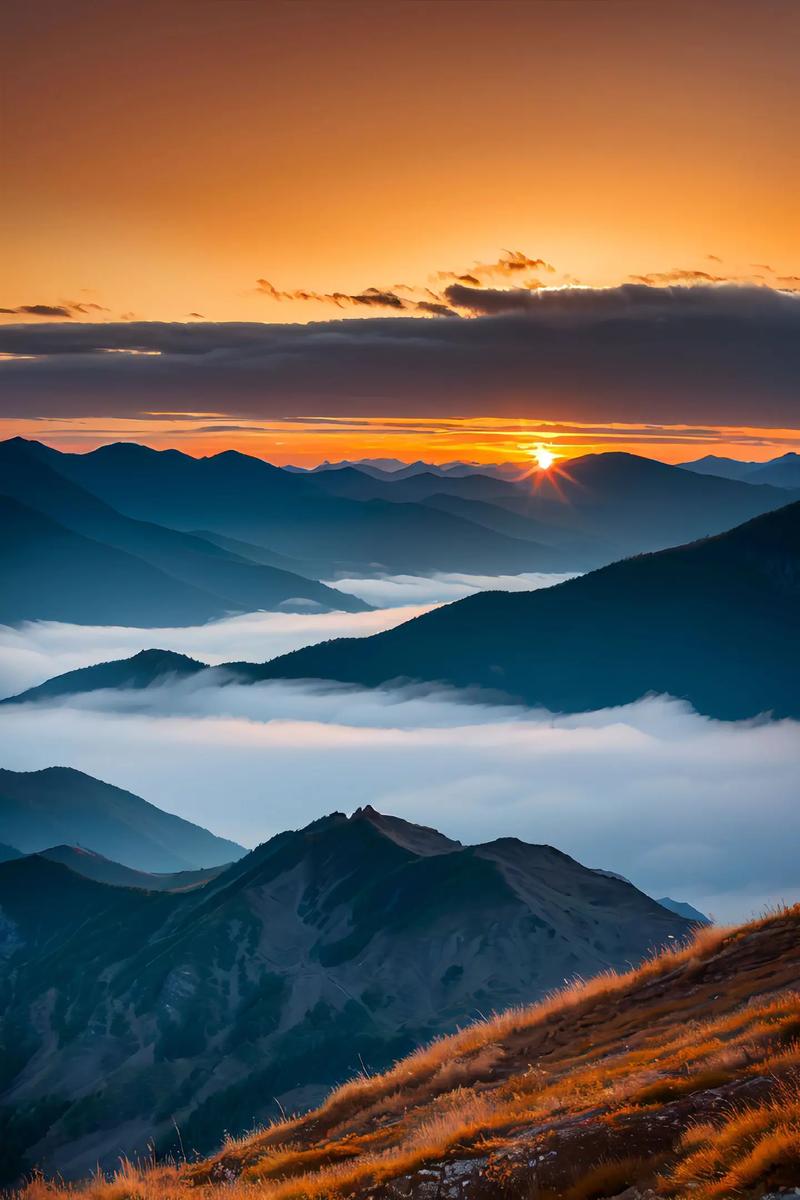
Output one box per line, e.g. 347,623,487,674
13,905,800,1200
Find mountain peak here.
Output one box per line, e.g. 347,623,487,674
349,805,462,856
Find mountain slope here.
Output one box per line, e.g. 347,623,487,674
656,896,710,924
15,439,555,575
251,500,800,720
747,451,800,488
679,453,759,480
484,451,799,557
0,843,22,864
0,767,244,871
0,807,690,1180
0,497,224,626
1,648,207,704
33,845,228,891
682,450,800,489
0,440,368,618
165,906,800,1200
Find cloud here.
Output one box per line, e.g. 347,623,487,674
0,284,798,426
629,269,729,285
320,571,576,607
0,304,75,318
0,679,797,922
0,605,430,696
437,250,556,286
256,250,556,316
257,279,410,311
0,300,110,320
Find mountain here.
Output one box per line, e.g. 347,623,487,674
248,499,800,720
304,451,798,564
0,767,244,872
682,450,800,489
123,905,798,1200
747,451,800,488
484,451,798,557
0,497,225,627
679,453,759,480
32,845,228,891
0,843,22,864
0,439,368,620
20,439,795,576
1,648,207,704
12,439,554,576
657,896,710,924
0,805,691,1180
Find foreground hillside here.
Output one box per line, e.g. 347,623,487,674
21,907,800,1200
0,807,689,1181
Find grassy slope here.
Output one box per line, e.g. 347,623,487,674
18,906,800,1200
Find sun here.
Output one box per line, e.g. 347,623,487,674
533,446,556,470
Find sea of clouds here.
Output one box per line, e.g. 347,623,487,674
1,670,798,922
0,572,573,696
1,570,798,924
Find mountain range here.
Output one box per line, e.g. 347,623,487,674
245,497,800,720
15,498,798,721
0,767,243,872
682,449,800,488
0,440,368,624
0,800,692,1181
2,440,797,621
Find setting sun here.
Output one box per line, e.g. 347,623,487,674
533,447,556,470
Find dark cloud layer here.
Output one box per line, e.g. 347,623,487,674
1,284,798,426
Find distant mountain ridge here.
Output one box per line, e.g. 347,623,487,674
0,767,244,871
682,450,800,488
0,439,369,624
0,804,691,1180
11,499,800,720
6,440,796,586
243,499,800,720
10,438,557,576
31,844,229,891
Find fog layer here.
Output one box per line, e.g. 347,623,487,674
1,673,797,922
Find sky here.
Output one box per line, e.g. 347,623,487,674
2,0,799,465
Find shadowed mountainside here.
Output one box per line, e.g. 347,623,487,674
10,439,797,576
13,907,800,1200
0,767,244,871
12,499,800,720
31,846,229,892
247,499,800,720
9,439,560,576
0,806,691,1181
0,440,368,622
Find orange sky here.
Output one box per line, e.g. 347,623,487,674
3,415,800,469
2,1,799,465
3,0,798,326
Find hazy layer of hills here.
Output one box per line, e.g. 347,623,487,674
1,439,796,627
0,800,691,1181
0,440,368,624
245,500,800,720
0,767,243,871
31,845,229,892
20,499,799,721
682,449,800,488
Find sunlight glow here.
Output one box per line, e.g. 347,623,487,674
533,446,556,470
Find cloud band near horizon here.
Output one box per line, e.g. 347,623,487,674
1,284,799,428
